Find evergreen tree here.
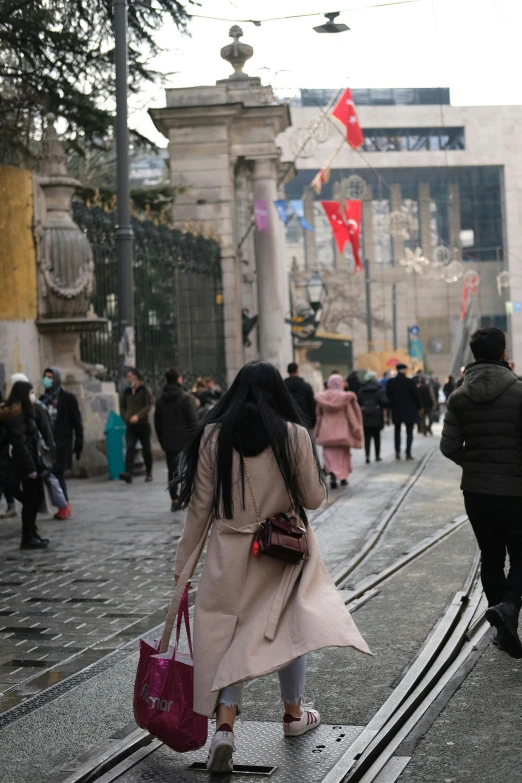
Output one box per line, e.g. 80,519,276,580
0,0,192,165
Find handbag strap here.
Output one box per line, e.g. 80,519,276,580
242,456,261,527
175,585,193,657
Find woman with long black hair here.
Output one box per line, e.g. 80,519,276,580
171,362,370,772
1,381,51,549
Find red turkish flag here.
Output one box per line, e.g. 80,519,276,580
332,88,364,150
344,200,363,271
321,201,350,253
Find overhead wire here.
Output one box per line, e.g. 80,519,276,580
190,1,422,24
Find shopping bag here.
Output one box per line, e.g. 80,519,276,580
133,585,208,753
44,473,68,509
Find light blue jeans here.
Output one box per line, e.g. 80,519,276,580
217,655,307,712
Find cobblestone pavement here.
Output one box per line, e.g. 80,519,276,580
0,428,437,715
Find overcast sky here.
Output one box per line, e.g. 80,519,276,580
133,0,520,146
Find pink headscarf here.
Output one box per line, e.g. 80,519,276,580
315,374,353,410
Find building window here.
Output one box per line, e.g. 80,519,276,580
362,128,465,152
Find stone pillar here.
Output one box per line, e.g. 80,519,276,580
253,157,291,371
390,185,404,262
418,183,432,253
35,114,117,476
448,181,462,260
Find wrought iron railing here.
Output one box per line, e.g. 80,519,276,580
73,202,226,393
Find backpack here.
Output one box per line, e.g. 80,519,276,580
362,399,379,418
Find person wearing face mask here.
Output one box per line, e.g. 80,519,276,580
1,381,53,548
40,367,83,519
120,368,154,483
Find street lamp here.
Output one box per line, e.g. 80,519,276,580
313,12,350,34
306,273,325,313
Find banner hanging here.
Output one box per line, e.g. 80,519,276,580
321,201,350,252
289,200,314,232
254,200,269,231
274,199,288,225
332,88,364,150
344,200,363,272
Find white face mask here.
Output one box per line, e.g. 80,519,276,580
29,392,36,405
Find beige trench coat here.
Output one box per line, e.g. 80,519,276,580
169,423,371,717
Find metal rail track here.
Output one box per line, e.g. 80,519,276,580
56,517,477,783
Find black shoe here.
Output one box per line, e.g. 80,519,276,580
35,533,50,544
486,602,522,659
145,474,153,483
365,457,370,464
376,457,382,462
341,479,348,487
171,498,180,512
406,455,414,461
492,632,506,652
21,536,48,550
120,472,133,484
395,453,401,461
330,476,338,490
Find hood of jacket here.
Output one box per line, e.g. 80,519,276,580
44,366,62,391
315,388,353,411
462,360,517,404
0,402,22,423
160,382,186,402
359,380,381,395
231,403,270,457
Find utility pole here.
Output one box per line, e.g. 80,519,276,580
114,0,135,376
392,283,398,350
364,256,373,352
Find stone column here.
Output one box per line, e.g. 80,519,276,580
253,157,292,371
390,185,404,262
419,183,432,254
448,181,462,260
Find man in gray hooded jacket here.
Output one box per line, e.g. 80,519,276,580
441,327,522,659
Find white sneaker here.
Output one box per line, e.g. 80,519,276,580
283,708,321,737
206,724,235,773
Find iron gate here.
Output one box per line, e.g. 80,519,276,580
73,202,226,393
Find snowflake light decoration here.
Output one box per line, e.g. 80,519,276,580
497,270,510,296
389,210,411,239
433,245,452,266
340,174,366,201
443,260,464,283
290,128,318,158
308,117,333,144
399,247,430,275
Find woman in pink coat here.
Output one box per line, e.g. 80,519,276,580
314,374,363,489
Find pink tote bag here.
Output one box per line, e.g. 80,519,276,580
133,586,208,753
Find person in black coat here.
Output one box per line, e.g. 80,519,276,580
357,371,389,463
154,368,198,511
346,370,361,395
40,366,83,519
386,364,421,460
2,381,53,549
417,376,437,435
284,363,317,430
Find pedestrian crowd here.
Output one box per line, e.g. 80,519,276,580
3,331,522,770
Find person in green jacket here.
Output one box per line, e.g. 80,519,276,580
120,368,153,484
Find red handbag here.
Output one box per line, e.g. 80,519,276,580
243,457,308,565
133,585,208,753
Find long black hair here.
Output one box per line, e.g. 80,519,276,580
6,381,34,422
178,361,324,519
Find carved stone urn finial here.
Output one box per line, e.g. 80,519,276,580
37,114,95,321
220,25,254,79
41,113,67,177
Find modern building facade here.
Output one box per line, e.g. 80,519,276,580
277,88,521,376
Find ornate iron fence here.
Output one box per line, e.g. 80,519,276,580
73,202,226,393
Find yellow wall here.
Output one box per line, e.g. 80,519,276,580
0,165,37,320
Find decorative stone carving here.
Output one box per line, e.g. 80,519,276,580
220,26,254,79
37,114,95,318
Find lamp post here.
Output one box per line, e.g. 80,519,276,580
306,273,325,313
114,0,135,376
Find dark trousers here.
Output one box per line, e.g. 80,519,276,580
464,492,522,607
125,423,153,475
0,483,14,506
166,451,182,500
394,422,414,456
21,477,44,541
364,427,381,460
